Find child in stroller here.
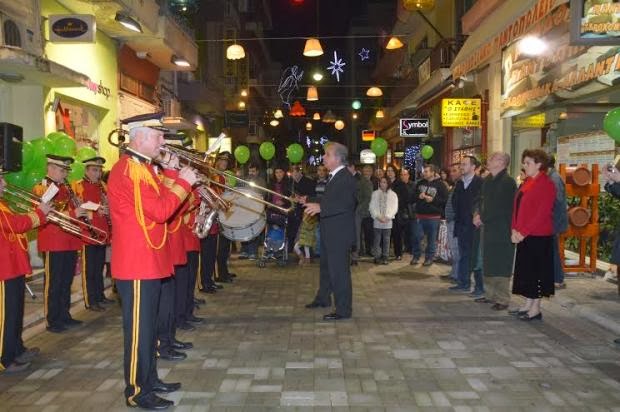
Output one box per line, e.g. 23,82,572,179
257,211,288,267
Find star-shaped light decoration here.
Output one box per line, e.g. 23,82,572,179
327,50,346,82
358,48,370,61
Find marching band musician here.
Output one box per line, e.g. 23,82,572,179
181,190,206,324
72,156,113,312
33,154,88,334
107,113,198,410
0,173,51,373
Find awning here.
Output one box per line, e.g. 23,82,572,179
450,0,553,78
0,46,89,87
390,68,452,115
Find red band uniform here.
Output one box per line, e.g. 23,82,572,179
199,172,227,292
33,155,83,333
108,131,191,407
72,157,112,311
0,192,46,372
181,191,202,323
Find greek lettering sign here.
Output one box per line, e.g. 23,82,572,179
570,0,620,45
399,118,429,137
49,15,95,43
502,1,620,117
513,113,546,128
441,99,481,127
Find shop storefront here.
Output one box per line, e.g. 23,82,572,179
42,0,119,165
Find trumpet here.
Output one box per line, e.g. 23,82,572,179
192,185,230,239
3,183,108,245
160,145,296,214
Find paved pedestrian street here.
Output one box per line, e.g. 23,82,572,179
2,258,620,412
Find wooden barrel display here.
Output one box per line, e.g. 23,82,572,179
568,206,590,227
566,166,592,186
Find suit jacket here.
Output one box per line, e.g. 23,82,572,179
312,167,357,247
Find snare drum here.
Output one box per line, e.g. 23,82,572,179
218,188,266,241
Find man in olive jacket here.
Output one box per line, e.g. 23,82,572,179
473,152,516,310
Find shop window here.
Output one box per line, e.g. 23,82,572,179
3,19,21,48
55,99,102,150
451,127,482,165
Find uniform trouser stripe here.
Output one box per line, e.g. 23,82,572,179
81,246,89,308
128,280,141,403
43,252,49,320
0,281,5,370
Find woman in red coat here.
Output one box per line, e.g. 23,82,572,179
510,149,556,321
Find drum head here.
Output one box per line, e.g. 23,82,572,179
219,188,265,227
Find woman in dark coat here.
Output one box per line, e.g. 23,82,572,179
510,149,556,321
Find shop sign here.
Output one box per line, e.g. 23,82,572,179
570,0,620,45
224,110,249,127
441,99,481,127
49,15,95,43
85,79,112,99
394,151,404,158
399,118,429,137
362,129,376,141
513,113,546,128
501,1,620,117
452,0,558,78
418,57,431,84
360,149,376,164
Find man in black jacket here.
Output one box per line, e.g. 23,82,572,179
410,164,448,267
450,155,484,294
304,143,357,320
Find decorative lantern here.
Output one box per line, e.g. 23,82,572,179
226,44,245,60
334,120,345,130
306,121,312,131
306,86,319,101
274,109,284,119
303,38,324,57
385,37,404,50
289,101,306,117
322,110,336,123
366,87,383,97
375,109,385,119
313,112,321,120
270,119,280,126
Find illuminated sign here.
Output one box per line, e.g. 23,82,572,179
441,99,481,127
570,0,620,45
399,118,429,137
513,113,546,128
362,129,376,141
360,149,376,164
49,15,95,43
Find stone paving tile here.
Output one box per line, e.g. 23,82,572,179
1,258,620,410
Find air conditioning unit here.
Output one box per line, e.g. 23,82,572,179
0,12,42,55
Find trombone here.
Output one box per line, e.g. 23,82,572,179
3,183,108,245
160,144,297,214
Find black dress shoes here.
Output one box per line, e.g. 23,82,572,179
126,392,173,410
87,304,106,312
159,349,187,361
519,312,542,321
305,301,329,309
199,287,216,294
194,297,206,304
213,283,224,289
46,324,67,334
177,322,196,331
323,313,350,321
16,347,40,363
508,309,528,316
64,318,83,328
187,315,205,324
229,272,237,278
152,380,181,393
99,297,115,304
216,276,233,283
172,340,193,350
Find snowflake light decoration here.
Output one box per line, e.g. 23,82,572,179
358,48,370,61
327,51,346,82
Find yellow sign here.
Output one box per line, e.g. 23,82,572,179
441,99,481,127
513,113,546,129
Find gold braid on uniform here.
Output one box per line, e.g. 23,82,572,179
125,160,168,250
0,202,28,251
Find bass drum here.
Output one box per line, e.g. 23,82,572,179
218,188,266,241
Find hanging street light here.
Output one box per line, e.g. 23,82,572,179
307,85,319,101
226,44,245,60
385,36,404,50
312,71,324,81
306,121,312,131
274,109,284,119
270,119,280,127
303,38,324,57
366,87,383,97
334,120,345,130
313,112,321,120
375,109,385,119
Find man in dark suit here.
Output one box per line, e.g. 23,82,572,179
304,143,357,320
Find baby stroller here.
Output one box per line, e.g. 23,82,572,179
257,212,288,267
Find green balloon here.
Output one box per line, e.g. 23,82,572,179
67,162,85,183
4,171,27,188
286,143,304,164
51,135,77,157
24,168,45,189
224,171,237,187
47,131,70,144
22,141,34,165
76,146,97,162
421,145,434,160
31,137,53,157
603,107,620,142
370,137,388,157
29,154,47,173
259,142,276,161
234,145,250,164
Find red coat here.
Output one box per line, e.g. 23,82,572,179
0,201,46,280
107,154,191,280
511,172,556,237
71,179,111,245
182,191,201,252
33,179,82,252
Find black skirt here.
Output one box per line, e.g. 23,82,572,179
512,235,554,299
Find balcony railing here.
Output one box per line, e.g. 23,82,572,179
428,36,466,73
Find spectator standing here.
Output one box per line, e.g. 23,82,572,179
602,164,620,345
547,157,568,289
450,156,484,294
354,165,374,262
239,163,266,260
411,164,448,267
373,167,385,190
441,165,461,282
509,149,556,321
391,169,415,260
369,177,398,265
473,152,517,310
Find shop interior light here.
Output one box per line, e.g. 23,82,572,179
303,38,324,57
518,36,547,56
307,85,319,101
226,44,246,60
366,87,383,97
171,55,191,67
115,12,143,33
385,36,404,50
274,109,284,119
